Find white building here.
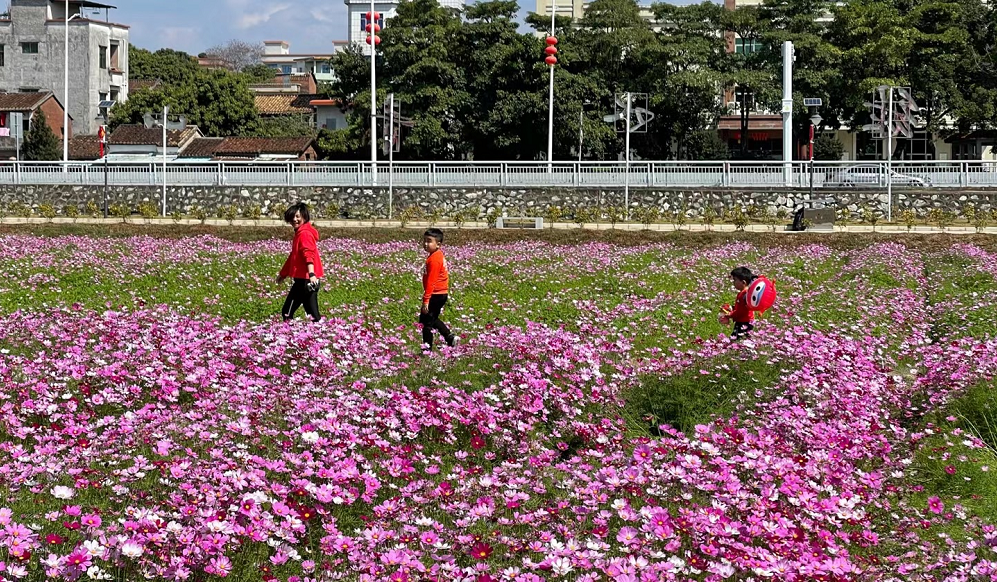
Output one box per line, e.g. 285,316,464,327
261,41,338,83
0,0,129,135
345,0,464,55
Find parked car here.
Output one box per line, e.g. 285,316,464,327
823,164,931,188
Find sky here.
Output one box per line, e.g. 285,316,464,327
116,0,359,55
109,0,532,56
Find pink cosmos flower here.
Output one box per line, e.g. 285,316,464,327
928,496,944,514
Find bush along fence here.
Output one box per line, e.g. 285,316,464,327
0,186,997,231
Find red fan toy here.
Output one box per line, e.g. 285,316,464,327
746,276,777,314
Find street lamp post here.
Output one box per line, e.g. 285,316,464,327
63,3,82,164
578,100,591,163
366,4,381,188
544,0,558,172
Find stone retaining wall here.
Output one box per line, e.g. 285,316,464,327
0,185,994,219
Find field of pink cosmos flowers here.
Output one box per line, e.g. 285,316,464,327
1,234,997,581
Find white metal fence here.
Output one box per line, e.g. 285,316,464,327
2,160,996,188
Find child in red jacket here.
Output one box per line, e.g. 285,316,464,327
419,228,456,351
276,202,324,322
719,266,756,339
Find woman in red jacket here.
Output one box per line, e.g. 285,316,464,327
276,202,324,322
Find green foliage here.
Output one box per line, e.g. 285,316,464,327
241,204,262,220
702,206,718,229
109,203,131,221
485,207,501,228
636,206,661,229
110,66,258,137
813,134,845,161
684,130,730,161
543,205,563,228
726,206,749,231
217,204,239,224
244,116,317,139
974,207,990,232
170,210,184,223
85,200,100,218
624,355,782,437
862,205,879,228
901,209,917,231
190,206,208,223
398,205,424,227
7,201,30,217
37,203,56,220
928,207,955,230
23,111,61,161
62,204,79,219
322,203,341,220
137,202,159,219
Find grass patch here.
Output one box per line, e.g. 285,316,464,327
623,351,785,437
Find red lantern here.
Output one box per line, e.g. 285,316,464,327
546,36,558,46
366,10,380,19
365,35,381,45
545,55,557,66
545,46,557,56
365,23,381,33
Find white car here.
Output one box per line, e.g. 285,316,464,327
824,164,931,188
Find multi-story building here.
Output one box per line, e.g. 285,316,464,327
533,0,661,31
262,41,337,83
0,0,129,136
345,0,464,55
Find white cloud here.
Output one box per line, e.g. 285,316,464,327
225,1,293,29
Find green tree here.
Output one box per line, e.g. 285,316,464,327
243,64,277,82
378,0,469,159
243,115,317,138
643,2,729,159
813,132,844,160
685,129,730,160
761,0,842,157
129,46,200,84
23,110,61,161
110,70,258,137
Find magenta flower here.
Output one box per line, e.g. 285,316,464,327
928,496,944,514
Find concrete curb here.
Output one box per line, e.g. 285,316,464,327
0,216,994,235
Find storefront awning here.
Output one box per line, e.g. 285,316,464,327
718,115,784,131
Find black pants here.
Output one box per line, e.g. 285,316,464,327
419,294,452,349
732,321,754,339
281,279,321,322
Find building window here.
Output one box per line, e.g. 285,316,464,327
0,45,5,67
99,46,107,69
360,14,384,31
320,63,331,74
323,118,338,130
21,42,39,54
19,87,38,93
734,37,763,55
109,43,119,70
730,87,754,109
281,65,292,74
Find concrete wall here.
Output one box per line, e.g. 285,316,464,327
0,185,994,219
0,1,128,136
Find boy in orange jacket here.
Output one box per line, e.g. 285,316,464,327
420,228,456,351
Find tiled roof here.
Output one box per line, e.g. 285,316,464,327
108,124,201,147
0,92,55,112
214,137,314,157
69,135,102,160
178,137,224,158
254,94,322,115
129,79,161,92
